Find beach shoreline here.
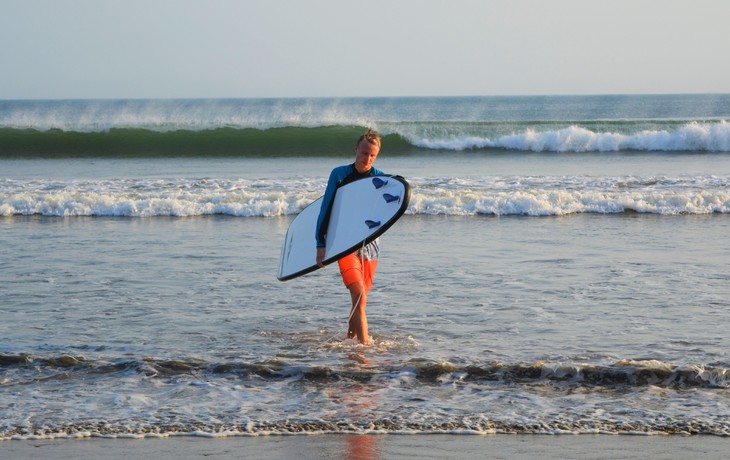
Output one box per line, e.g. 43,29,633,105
2,433,728,460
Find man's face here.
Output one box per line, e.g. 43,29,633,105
354,141,380,173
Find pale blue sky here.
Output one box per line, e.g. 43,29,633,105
2,0,729,99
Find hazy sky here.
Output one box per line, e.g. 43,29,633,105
2,0,729,99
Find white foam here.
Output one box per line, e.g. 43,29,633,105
2,175,728,217
408,121,730,152
0,178,321,217
406,175,730,216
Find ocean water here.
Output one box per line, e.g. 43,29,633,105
1,95,729,440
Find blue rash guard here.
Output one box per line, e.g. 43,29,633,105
315,163,386,260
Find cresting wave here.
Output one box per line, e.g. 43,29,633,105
0,126,399,157
2,121,730,156
410,121,730,152
3,96,730,155
1,176,729,217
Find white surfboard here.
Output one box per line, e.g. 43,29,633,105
278,175,411,281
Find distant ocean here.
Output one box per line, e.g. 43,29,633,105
1,95,729,440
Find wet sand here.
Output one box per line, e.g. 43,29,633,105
2,434,728,460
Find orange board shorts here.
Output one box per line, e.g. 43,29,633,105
338,252,378,291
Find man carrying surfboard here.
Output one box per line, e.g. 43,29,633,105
315,129,385,345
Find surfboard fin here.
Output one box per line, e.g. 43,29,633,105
372,177,388,189
365,220,381,229
383,193,400,203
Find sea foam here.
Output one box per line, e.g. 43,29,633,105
408,121,730,152
1,176,728,217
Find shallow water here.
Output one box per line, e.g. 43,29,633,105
2,210,729,438
2,95,730,439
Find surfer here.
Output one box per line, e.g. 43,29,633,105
315,129,385,345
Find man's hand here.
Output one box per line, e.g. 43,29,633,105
316,247,327,268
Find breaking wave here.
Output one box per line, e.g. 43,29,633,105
2,122,730,157
1,176,728,217
2,354,727,389
2,353,729,439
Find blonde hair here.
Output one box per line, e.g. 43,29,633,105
356,129,381,148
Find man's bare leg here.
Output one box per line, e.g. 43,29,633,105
346,282,369,345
